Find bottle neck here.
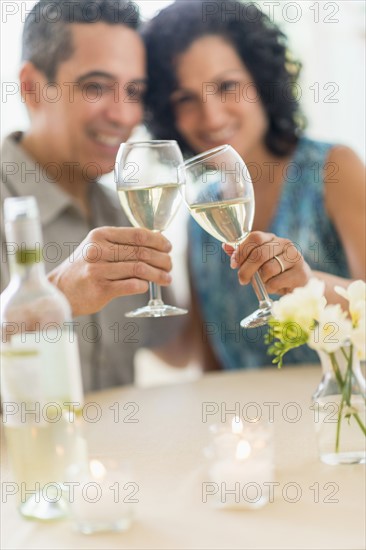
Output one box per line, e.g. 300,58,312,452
5,216,46,283
9,251,46,282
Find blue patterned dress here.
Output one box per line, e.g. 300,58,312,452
189,137,350,369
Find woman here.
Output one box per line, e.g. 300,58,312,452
142,0,365,370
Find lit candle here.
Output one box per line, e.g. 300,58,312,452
209,416,243,458
208,420,274,509
232,416,244,434
67,457,133,534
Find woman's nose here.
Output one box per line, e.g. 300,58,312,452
199,92,227,129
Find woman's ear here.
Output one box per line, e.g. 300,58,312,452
19,62,48,112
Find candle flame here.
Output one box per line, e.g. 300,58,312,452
55,445,65,457
236,439,251,460
231,416,243,434
90,459,106,480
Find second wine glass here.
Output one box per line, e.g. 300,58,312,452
115,140,187,318
180,144,272,328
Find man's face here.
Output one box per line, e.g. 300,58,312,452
38,23,146,177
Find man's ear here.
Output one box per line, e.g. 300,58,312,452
19,62,48,111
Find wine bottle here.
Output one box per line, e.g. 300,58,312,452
1,196,84,520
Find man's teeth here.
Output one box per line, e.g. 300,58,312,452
94,133,122,146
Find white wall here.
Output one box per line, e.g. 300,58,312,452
257,0,365,159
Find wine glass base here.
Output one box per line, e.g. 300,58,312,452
19,494,69,521
240,307,272,328
125,305,188,318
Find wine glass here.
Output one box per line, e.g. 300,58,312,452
115,140,187,317
179,144,272,328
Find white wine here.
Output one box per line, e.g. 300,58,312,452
118,183,182,232
4,413,84,493
189,197,253,245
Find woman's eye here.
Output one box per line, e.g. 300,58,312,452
220,81,239,93
173,95,194,105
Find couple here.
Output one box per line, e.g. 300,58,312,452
1,0,364,390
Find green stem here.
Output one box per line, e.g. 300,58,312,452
335,395,345,453
331,345,366,453
329,352,345,390
352,412,366,436
343,347,353,406
329,352,345,453
340,347,349,362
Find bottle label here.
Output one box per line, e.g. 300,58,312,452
1,331,83,426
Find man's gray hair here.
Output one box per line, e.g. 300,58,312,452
22,0,140,81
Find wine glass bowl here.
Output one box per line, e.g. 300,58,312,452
115,140,187,317
180,144,272,328
182,145,254,247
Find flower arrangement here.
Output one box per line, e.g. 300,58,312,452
265,279,366,462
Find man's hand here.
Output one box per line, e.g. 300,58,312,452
223,231,312,295
48,226,173,316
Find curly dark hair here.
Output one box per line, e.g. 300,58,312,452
142,0,306,157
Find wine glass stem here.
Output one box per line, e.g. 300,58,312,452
148,282,164,307
252,272,272,310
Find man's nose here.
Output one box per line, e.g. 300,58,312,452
105,90,143,127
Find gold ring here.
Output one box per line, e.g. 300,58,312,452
274,255,285,274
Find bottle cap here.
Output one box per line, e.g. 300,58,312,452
4,197,43,260
4,196,40,222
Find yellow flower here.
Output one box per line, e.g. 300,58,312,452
351,316,366,360
335,280,366,327
308,305,352,353
272,278,326,332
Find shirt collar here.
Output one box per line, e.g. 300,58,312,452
1,132,78,226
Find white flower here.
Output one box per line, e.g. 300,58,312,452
351,316,366,360
272,278,326,332
335,280,366,327
308,304,353,353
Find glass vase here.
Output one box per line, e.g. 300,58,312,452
312,345,366,465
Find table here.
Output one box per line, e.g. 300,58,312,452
1,366,365,549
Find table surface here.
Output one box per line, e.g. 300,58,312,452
1,365,365,550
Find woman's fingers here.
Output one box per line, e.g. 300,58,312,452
224,231,311,294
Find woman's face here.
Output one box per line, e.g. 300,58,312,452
171,35,268,159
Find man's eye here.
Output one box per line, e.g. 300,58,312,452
82,82,108,95
125,84,146,102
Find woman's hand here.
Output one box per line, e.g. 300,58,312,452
223,231,312,295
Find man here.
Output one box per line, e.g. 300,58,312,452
1,0,183,391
